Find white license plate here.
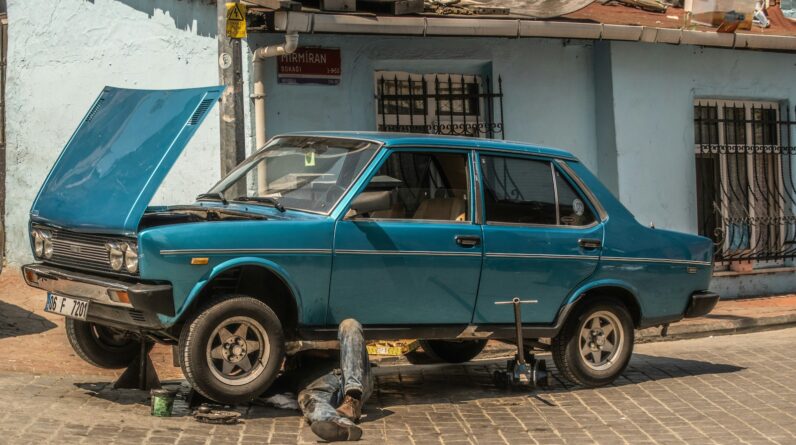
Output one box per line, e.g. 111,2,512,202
44,293,90,320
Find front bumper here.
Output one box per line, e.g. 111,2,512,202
22,263,174,330
685,290,720,318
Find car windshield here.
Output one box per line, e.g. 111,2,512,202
208,136,380,214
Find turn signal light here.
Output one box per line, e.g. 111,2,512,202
191,257,209,265
108,289,130,304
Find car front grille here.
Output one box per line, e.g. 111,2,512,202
34,225,138,276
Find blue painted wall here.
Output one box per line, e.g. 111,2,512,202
248,35,796,297
248,34,599,169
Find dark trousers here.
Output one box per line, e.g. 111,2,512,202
297,319,373,424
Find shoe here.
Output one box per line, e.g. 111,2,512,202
311,418,363,442
336,395,362,422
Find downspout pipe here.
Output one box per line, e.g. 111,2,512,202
252,32,299,150
252,32,298,193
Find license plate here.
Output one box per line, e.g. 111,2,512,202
44,293,90,320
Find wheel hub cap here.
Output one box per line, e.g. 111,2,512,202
579,311,624,371
206,316,270,386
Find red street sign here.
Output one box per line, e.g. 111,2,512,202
277,47,341,85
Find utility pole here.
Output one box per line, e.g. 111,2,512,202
217,0,246,177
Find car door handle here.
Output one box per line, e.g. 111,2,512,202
578,238,602,249
455,235,481,247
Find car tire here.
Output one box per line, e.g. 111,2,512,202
551,298,634,387
417,339,488,363
65,318,150,369
179,295,285,405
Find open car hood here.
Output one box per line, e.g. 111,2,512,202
30,86,223,235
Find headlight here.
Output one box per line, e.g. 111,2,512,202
32,230,44,257
32,229,52,258
122,243,139,273
106,242,124,271
42,231,53,259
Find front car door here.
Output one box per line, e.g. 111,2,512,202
328,148,483,325
473,153,604,324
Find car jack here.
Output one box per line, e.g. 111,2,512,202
493,298,552,389
113,338,161,391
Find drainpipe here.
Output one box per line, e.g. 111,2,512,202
252,32,299,150
251,32,298,194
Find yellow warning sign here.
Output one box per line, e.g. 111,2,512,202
226,3,247,39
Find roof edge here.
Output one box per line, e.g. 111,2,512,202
271,11,796,53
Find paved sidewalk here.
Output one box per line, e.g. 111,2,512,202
1,328,795,444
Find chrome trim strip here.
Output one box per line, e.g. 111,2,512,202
555,159,608,222
486,253,600,260
336,249,482,257
387,143,578,161
601,256,711,266
160,248,332,256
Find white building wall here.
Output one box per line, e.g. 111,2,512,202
4,0,230,264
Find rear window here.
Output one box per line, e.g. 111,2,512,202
480,155,595,226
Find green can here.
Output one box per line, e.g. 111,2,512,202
150,389,177,417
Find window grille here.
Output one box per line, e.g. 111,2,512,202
694,100,796,266
375,72,504,139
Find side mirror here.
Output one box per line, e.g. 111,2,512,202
348,190,392,217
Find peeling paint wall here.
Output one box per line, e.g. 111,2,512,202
5,0,225,264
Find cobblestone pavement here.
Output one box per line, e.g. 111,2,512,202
1,328,795,444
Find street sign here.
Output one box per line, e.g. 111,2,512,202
225,2,247,38
277,48,341,85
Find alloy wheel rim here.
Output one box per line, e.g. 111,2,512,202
578,310,624,371
206,316,269,386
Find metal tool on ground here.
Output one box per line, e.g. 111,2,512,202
493,297,552,389
193,404,242,424
113,338,161,391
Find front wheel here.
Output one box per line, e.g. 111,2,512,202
551,299,634,387
179,296,285,405
65,319,149,369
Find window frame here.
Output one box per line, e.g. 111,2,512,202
693,98,786,265
341,147,476,225
475,151,601,229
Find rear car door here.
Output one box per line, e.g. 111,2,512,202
473,153,604,324
328,148,483,325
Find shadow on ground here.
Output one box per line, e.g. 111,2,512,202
73,352,744,424
0,299,57,339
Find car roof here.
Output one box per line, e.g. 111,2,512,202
282,131,578,161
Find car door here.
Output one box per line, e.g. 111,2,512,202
473,153,604,324
328,148,484,325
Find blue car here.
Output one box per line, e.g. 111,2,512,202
23,86,718,403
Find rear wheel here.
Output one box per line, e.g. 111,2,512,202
65,319,149,369
415,339,488,363
551,299,634,387
179,295,284,405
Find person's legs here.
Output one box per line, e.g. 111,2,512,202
338,318,373,400
298,371,362,441
336,319,373,422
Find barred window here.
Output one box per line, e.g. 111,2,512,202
374,71,504,139
694,100,796,267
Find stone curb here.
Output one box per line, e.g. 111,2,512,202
636,312,796,342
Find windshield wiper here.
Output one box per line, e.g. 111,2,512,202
234,196,286,212
196,192,228,205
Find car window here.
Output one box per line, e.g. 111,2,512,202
555,170,596,226
481,155,596,226
481,155,557,225
350,151,470,221
209,136,379,214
